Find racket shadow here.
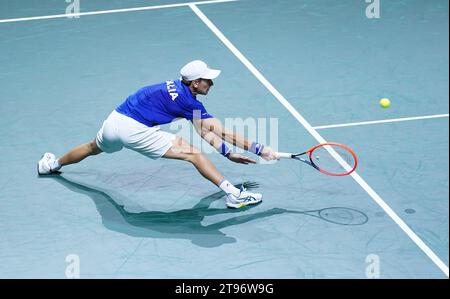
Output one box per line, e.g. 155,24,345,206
43,174,368,248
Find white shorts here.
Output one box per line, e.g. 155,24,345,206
95,110,175,159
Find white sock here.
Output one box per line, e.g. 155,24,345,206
50,159,62,171
219,179,240,197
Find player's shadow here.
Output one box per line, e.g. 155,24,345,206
47,174,368,248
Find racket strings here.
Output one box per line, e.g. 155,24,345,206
310,145,356,175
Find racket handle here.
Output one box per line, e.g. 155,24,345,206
276,152,293,159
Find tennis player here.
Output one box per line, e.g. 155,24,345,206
37,60,278,208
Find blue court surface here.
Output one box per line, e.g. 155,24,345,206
0,0,448,278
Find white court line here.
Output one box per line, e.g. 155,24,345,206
314,114,450,130
189,4,450,277
0,0,237,24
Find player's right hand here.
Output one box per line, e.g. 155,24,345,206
260,146,279,161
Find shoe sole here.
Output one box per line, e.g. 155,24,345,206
226,199,262,209
37,153,47,175
37,162,47,175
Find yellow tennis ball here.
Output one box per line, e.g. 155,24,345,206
379,98,391,108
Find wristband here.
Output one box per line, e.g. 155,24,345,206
220,142,231,157
250,142,264,156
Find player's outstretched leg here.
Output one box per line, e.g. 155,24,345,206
37,140,102,175
162,137,262,208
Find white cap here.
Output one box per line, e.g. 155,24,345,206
180,60,221,81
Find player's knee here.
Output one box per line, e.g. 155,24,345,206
190,145,201,155
170,138,202,162
186,148,203,164
88,140,102,155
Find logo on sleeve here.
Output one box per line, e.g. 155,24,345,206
166,81,179,101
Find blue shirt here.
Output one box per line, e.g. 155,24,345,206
116,79,213,127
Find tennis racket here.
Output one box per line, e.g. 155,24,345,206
276,142,358,176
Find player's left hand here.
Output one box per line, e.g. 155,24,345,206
227,153,257,164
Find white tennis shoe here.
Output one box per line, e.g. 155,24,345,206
226,187,262,209
37,152,58,175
